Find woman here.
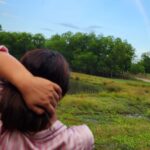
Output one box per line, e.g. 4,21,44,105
0,49,94,150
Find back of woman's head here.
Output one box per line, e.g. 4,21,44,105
0,49,70,133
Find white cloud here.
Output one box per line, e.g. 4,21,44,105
0,0,7,4
133,0,150,38
41,28,53,31
58,22,103,32
87,25,102,30
0,12,18,19
58,23,80,29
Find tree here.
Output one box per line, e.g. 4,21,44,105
0,30,136,78
130,62,145,74
141,53,150,73
0,32,34,58
33,33,45,48
72,51,98,74
45,32,75,64
0,25,2,31
96,36,115,76
107,38,135,77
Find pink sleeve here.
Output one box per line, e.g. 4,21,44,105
67,125,94,150
77,125,94,150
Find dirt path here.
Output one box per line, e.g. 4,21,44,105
135,77,150,83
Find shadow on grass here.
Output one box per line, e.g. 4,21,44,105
68,79,102,94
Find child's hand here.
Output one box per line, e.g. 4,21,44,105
19,76,62,114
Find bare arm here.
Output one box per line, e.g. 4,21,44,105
0,48,62,114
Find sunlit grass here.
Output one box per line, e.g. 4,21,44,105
57,72,150,150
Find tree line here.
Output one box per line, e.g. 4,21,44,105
0,29,150,77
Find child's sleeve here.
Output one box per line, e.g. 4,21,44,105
67,124,94,150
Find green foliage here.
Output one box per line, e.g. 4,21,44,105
0,25,2,31
0,31,45,58
32,33,45,48
45,32,135,77
72,51,98,74
0,31,135,77
130,62,145,74
141,53,150,73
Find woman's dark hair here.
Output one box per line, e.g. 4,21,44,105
0,49,70,132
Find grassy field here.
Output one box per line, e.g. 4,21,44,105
57,72,150,150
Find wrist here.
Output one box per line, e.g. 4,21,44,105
11,71,33,93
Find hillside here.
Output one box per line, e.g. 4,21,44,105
57,72,150,150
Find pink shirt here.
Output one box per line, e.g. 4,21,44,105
0,81,94,149
0,120,94,150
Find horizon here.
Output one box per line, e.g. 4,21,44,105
0,0,150,59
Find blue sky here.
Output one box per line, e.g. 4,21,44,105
0,0,150,58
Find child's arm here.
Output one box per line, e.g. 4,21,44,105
0,47,62,114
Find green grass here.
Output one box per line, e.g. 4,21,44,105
57,72,150,150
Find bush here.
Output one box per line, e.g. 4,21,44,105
130,63,145,74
